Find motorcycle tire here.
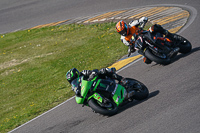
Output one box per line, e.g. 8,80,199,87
174,34,192,54
88,98,118,116
144,49,171,65
126,78,149,100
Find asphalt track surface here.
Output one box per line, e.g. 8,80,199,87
1,0,199,133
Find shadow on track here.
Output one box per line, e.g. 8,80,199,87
117,90,160,114
171,46,200,63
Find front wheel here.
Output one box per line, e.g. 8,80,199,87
88,98,118,116
174,34,192,54
126,78,149,100
144,49,171,65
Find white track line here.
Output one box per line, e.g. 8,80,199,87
8,97,75,133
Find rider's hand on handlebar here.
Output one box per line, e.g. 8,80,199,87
81,70,91,76
129,44,136,52
88,71,98,81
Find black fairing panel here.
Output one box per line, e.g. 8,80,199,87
95,79,116,98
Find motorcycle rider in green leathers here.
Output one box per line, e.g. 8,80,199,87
66,67,134,99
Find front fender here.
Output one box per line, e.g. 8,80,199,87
88,93,103,103
75,96,84,104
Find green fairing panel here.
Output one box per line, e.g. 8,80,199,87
75,79,93,104
93,79,101,91
75,96,84,104
100,83,107,88
89,93,103,103
112,84,126,106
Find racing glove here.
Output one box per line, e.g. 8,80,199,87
88,71,98,81
81,70,92,76
128,44,136,53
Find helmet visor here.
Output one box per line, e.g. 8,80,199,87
119,23,128,36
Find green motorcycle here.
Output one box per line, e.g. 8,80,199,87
71,75,149,116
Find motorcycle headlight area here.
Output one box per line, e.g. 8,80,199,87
71,79,79,91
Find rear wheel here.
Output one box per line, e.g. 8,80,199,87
126,78,149,100
88,98,118,116
144,49,171,65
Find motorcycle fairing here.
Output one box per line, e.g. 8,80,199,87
88,93,103,103
94,79,116,93
112,84,126,106
75,78,93,104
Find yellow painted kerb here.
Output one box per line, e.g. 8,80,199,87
108,55,143,70
30,20,70,29
83,10,126,23
129,7,173,19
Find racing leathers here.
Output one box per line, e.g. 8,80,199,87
120,17,148,53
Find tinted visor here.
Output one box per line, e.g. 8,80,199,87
119,23,128,36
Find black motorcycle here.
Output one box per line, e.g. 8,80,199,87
129,28,192,65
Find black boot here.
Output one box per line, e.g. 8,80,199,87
143,57,152,64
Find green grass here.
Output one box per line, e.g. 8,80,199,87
0,22,152,132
